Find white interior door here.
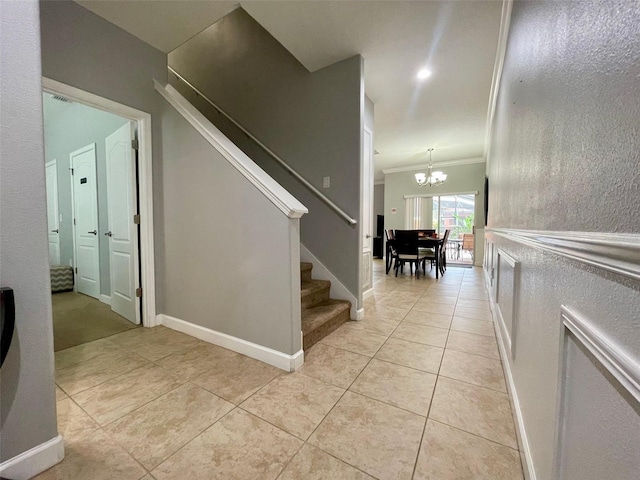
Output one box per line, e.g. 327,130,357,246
106,123,139,324
45,160,60,265
71,144,100,299
362,126,374,292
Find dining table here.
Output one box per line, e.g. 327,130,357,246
385,234,446,279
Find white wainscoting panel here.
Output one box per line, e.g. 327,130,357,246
554,307,640,479
495,248,519,359
489,290,537,480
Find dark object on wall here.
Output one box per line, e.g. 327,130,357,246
484,176,489,226
373,237,383,258
1,287,16,368
376,215,384,237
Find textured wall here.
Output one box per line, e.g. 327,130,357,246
0,0,59,463
169,9,363,301
160,101,301,354
489,0,640,233
43,97,129,296
486,1,640,479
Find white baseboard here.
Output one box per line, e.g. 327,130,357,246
100,294,111,305
300,243,358,319
354,308,365,320
0,434,64,480
362,287,374,300
158,314,304,372
486,283,537,480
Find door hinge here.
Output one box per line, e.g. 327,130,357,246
136,287,143,298
70,168,74,175
133,214,140,225
73,218,76,225
131,139,139,150
75,267,78,274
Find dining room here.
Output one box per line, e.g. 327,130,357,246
379,159,486,278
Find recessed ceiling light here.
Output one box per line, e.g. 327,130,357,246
417,68,432,80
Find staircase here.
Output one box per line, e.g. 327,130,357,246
300,262,351,350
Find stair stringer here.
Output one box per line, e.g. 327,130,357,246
300,244,362,320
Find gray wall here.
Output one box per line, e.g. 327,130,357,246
43,96,129,296
169,9,363,300
384,162,485,260
160,100,301,354
486,1,640,479
0,0,59,463
40,0,168,307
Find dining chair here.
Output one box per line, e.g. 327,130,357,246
462,233,475,262
393,230,429,278
439,229,451,275
385,229,398,274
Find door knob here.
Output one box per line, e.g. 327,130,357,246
104,231,112,237
88,230,97,235
51,229,59,233
365,234,372,238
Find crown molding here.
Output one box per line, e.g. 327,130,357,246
483,0,514,166
382,157,485,175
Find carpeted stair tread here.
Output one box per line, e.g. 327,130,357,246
302,299,351,350
301,279,331,309
300,262,313,282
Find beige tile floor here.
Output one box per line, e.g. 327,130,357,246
37,260,524,480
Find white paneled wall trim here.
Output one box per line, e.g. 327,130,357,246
495,248,519,359
560,306,640,403
154,81,308,220
487,280,537,480
487,228,640,281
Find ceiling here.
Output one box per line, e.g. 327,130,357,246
76,1,502,181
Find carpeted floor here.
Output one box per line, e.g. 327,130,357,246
52,292,139,351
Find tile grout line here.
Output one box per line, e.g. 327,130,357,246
427,418,521,452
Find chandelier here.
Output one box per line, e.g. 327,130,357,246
415,148,447,187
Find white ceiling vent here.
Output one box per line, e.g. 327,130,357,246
50,95,73,103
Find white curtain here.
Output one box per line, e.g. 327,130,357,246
405,197,428,229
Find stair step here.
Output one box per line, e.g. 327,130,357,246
301,279,331,309
300,262,313,282
302,299,351,350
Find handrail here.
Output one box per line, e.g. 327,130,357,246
155,80,308,219
168,66,358,226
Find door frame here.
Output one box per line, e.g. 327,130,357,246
361,125,374,298
69,143,101,297
42,77,157,327
45,159,60,265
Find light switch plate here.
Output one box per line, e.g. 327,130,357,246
323,176,330,188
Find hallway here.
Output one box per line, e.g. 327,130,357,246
39,260,522,479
